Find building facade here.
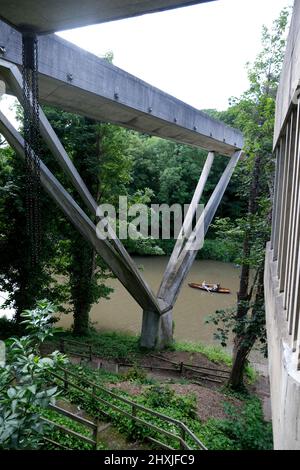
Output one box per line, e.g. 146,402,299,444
265,0,300,450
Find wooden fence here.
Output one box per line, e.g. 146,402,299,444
49,366,207,450
57,338,229,384
42,403,108,450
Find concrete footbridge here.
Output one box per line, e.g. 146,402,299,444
0,0,243,348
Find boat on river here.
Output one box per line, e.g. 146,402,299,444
188,282,231,294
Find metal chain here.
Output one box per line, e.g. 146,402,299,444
22,33,41,267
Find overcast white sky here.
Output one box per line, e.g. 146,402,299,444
58,0,293,111
0,0,294,123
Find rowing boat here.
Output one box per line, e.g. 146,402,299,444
188,282,231,294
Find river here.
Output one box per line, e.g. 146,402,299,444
56,257,240,346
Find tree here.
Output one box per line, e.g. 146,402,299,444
0,142,68,323
0,300,66,449
44,108,138,335
208,8,290,390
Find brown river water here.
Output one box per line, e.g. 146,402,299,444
57,257,240,346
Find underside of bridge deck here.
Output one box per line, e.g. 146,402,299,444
0,0,216,34
0,21,243,156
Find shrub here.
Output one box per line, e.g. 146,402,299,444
0,316,19,340
0,300,67,449
201,398,273,450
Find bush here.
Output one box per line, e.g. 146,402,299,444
0,317,19,340
196,238,239,263
0,300,67,450
201,398,273,450
52,330,141,361
123,365,147,383
156,238,240,262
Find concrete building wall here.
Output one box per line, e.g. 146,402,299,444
274,0,300,147
265,244,300,449
266,0,300,450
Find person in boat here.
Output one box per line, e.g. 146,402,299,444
202,281,220,292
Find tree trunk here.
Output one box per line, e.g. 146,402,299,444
71,236,94,336
229,154,262,388
73,300,90,336
229,344,251,390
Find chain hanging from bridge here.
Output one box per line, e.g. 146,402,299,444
22,33,41,267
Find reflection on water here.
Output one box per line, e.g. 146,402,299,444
57,257,240,345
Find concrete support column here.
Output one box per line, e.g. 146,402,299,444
140,305,173,350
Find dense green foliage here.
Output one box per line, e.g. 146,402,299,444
0,145,68,321
55,362,272,450
52,330,141,361
199,398,273,450
205,8,290,389
41,405,106,450
0,301,66,449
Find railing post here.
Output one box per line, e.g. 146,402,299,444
131,404,137,437
180,362,183,375
180,426,186,450
89,345,92,362
93,418,100,450
63,370,68,391
60,339,65,353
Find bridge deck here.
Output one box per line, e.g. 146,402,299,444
0,21,243,156
0,0,216,34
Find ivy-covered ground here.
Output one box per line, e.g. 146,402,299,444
43,330,273,450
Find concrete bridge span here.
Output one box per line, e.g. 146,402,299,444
0,0,216,34
0,1,243,349
0,21,242,156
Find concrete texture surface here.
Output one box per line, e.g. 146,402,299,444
0,20,243,155
0,0,216,34
265,243,300,449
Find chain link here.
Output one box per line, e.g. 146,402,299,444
22,34,41,267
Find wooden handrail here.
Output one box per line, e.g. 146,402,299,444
51,370,186,447
50,366,207,450
43,402,101,449
41,417,96,446
48,403,97,430
57,338,229,380
150,353,230,375
56,367,189,427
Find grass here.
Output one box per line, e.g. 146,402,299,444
174,340,257,384
52,329,233,365
173,340,233,366
41,404,105,450
54,331,232,367
51,329,141,360
53,363,272,450
50,329,257,384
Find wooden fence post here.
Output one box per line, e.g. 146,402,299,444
63,370,68,391
93,418,99,450
180,426,186,450
131,404,137,437
60,339,65,353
